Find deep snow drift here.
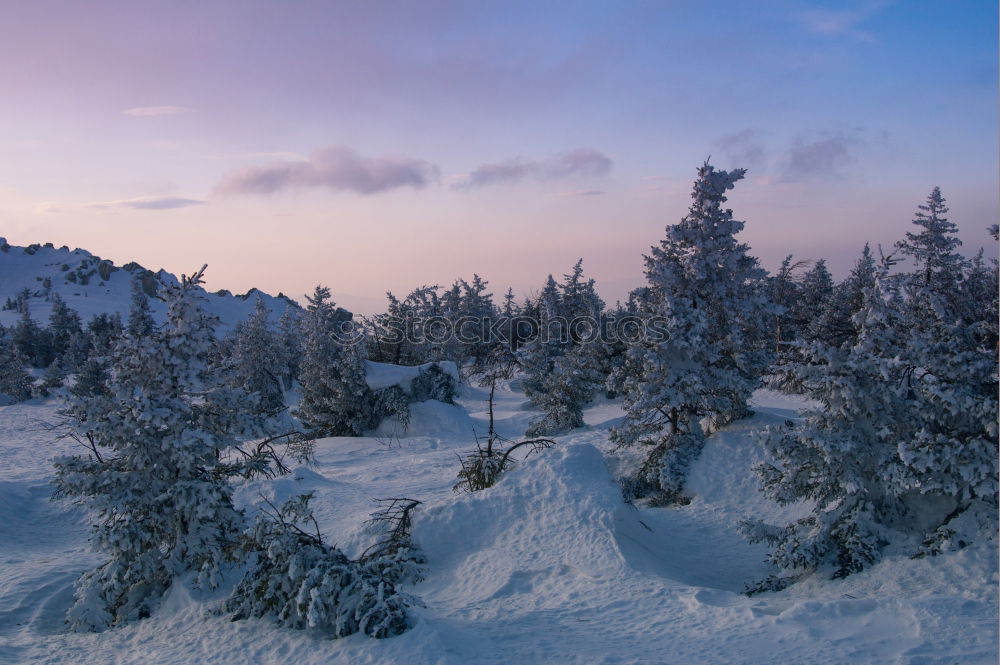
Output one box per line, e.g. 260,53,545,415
0,383,995,665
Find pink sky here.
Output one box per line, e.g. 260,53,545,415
1,1,996,312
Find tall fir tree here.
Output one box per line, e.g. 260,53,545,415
611,162,773,502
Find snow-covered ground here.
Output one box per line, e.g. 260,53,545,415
0,383,996,665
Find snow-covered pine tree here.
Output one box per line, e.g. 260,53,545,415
85,313,124,358
126,275,155,339
519,274,566,405
895,186,967,293
230,295,286,418
770,255,806,354
12,303,51,368
0,343,33,403
525,342,604,436
53,266,259,631
743,259,910,587
745,240,998,588
611,162,773,503
807,244,876,347
276,306,303,390
48,293,86,370
793,258,834,341
294,286,373,436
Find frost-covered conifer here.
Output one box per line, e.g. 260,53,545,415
12,304,51,368
294,286,373,436
48,294,85,370
53,266,259,631
895,186,966,292
525,343,603,436
276,306,303,389
126,275,155,339
0,344,33,403
86,313,124,358
744,262,909,586
611,162,773,502
745,250,998,588
224,493,412,638
807,244,876,347
230,296,286,417
793,259,834,341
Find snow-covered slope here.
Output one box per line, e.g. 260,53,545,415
0,385,995,665
0,238,299,333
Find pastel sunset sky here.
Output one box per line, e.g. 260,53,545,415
1,0,996,312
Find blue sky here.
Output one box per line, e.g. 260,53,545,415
1,0,995,311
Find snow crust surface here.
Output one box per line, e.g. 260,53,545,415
0,384,995,665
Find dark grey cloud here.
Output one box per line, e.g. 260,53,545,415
716,129,767,171
781,132,862,182
456,148,613,189
215,145,440,196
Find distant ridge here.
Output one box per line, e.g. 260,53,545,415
0,237,304,333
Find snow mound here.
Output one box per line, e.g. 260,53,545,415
415,444,646,603
364,360,460,392
375,399,474,439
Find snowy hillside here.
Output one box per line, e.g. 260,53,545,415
0,382,995,665
0,238,300,332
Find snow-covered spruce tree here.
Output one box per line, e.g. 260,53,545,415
12,303,52,368
519,273,570,405
48,293,86,370
792,259,834,342
53,266,260,631
611,162,773,504
742,261,909,589
230,295,286,418
85,313,124,358
0,343,34,403
895,186,966,293
276,305,303,390
294,286,373,436
769,255,807,355
525,343,604,437
224,493,412,638
744,250,998,589
126,275,155,339
806,244,876,348
410,362,457,404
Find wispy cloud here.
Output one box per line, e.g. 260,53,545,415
797,1,891,41
40,196,205,213
716,129,767,171
117,196,205,210
780,131,863,182
454,148,613,190
123,106,194,117
215,145,440,196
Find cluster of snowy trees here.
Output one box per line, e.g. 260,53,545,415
54,267,419,635
742,189,998,589
0,291,121,402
